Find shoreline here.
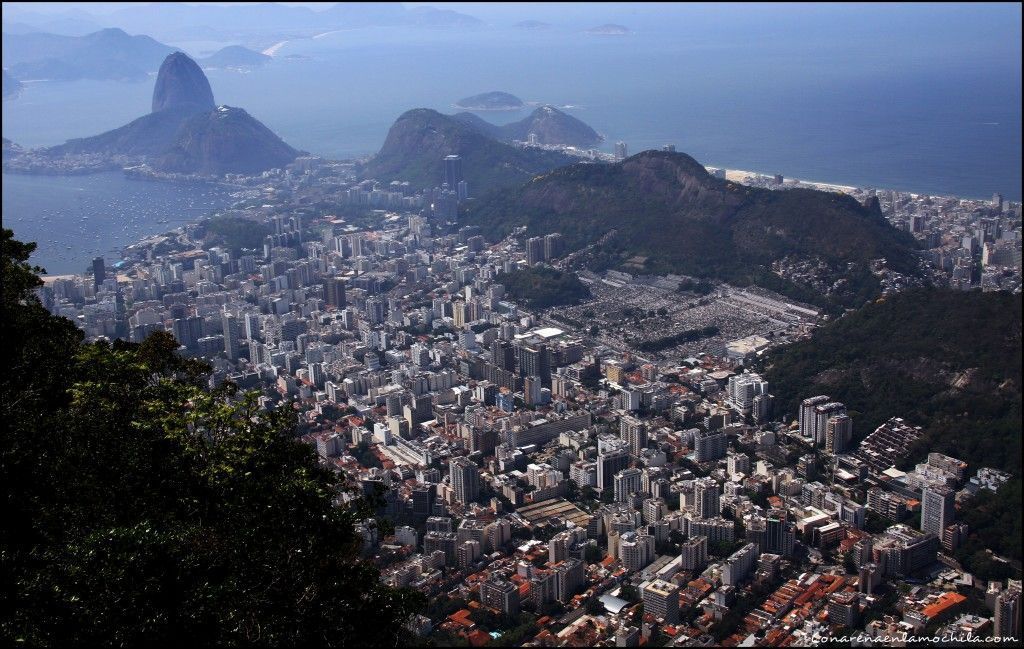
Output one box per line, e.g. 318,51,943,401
5,158,1007,203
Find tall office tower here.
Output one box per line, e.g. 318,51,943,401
449,457,480,506
553,558,585,603
825,414,853,454
324,276,347,309
365,297,385,325
799,395,831,440
491,339,516,371
171,315,203,350
727,372,768,412
597,446,631,492
452,300,467,327
619,532,655,572
613,468,642,503
457,180,469,202
680,536,708,572
480,577,520,615
661,144,676,152
524,376,543,407
921,485,955,536
992,193,1004,211
642,579,680,624
222,312,240,360
620,416,648,457
995,587,1021,639
614,141,628,161
693,429,727,462
765,509,796,556
694,477,721,519
517,344,551,386
828,591,860,628
727,453,751,477
92,256,106,289
526,236,546,266
543,232,565,260
244,312,262,341
444,154,463,190
813,402,847,447
549,533,570,564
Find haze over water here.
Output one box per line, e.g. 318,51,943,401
2,3,1021,274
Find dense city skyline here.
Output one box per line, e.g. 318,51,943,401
2,3,1021,647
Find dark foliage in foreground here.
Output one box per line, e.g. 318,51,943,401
0,228,423,647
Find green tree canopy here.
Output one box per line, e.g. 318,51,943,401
0,228,423,647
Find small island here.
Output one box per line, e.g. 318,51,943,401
455,91,524,111
586,24,631,35
199,45,271,69
514,20,551,30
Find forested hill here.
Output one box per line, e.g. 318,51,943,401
361,108,576,194
459,150,919,308
761,288,1022,577
762,288,1021,470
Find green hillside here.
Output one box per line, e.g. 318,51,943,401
761,288,1022,574
461,150,919,308
361,108,576,194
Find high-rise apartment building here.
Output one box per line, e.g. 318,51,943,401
449,457,480,506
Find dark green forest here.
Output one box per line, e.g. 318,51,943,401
761,288,1022,572
496,265,591,309
461,150,918,310
0,229,423,647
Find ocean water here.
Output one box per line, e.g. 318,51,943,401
2,4,1021,226
1,172,233,275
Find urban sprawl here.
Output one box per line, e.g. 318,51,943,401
36,146,1023,647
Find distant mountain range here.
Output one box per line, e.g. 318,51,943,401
1,27,175,82
361,108,576,194
459,150,919,307
46,52,298,176
453,105,603,148
3,3,482,43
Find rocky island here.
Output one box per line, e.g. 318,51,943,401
454,91,524,111
3,52,298,178
586,23,631,35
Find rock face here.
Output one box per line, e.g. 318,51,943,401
46,52,298,175
151,52,216,114
363,108,575,194
155,106,299,176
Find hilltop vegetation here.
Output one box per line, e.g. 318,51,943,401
453,105,603,148
496,266,591,309
761,288,1022,574
762,288,1021,470
461,150,918,308
362,108,575,194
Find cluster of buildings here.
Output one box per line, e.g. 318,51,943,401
34,152,1021,646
